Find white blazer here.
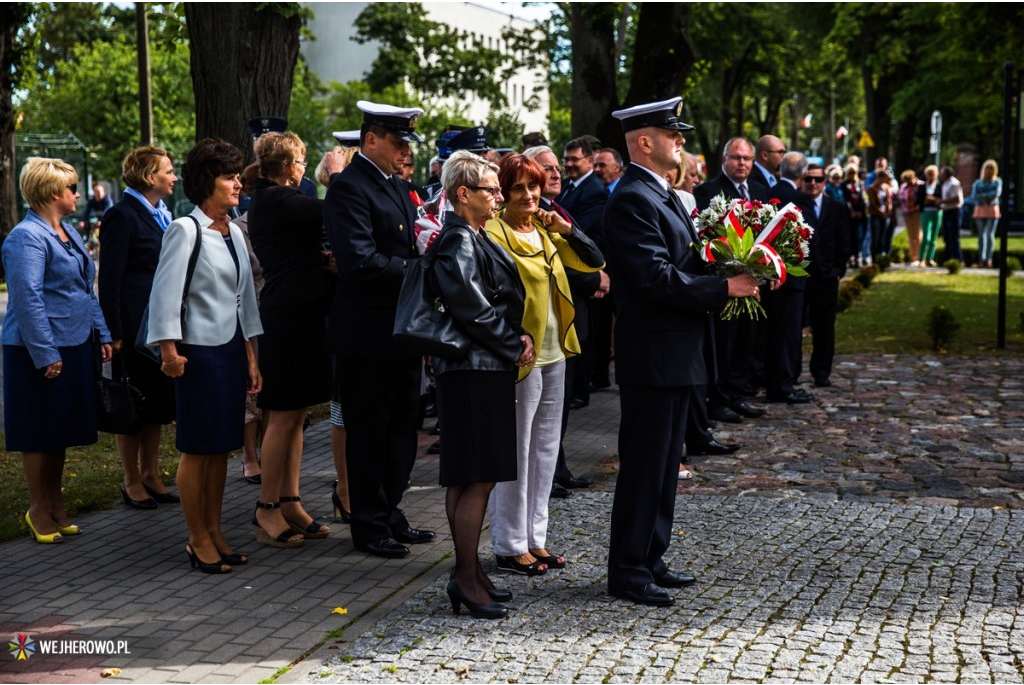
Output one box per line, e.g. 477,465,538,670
147,207,263,346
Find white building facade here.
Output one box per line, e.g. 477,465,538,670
301,2,549,135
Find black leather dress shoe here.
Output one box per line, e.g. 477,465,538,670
550,482,572,499
769,389,812,404
356,538,410,558
609,583,674,607
730,400,766,418
569,397,589,410
814,377,832,387
708,405,743,423
394,528,436,544
555,475,593,489
655,570,697,588
688,439,740,456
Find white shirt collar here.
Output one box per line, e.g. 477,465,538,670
570,169,595,187
630,162,669,192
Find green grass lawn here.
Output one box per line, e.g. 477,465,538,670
834,267,1024,354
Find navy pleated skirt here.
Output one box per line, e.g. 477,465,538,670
174,327,246,454
3,341,98,452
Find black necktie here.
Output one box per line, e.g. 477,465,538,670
738,182,749,200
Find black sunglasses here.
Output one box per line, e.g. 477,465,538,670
803,176,825,184
66,183,78,193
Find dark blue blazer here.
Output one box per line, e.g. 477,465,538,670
98,194,167,343
324,153,419,358
807,195,851,279
602,165,727,387
693,173,769,211
556,172,608,248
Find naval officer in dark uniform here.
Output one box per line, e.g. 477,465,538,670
324,101,435,559
603,97,759,606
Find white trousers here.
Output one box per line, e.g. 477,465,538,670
490,361,565,556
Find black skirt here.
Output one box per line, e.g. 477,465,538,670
174,327,246,454
256,302,330,411
436,370,517,486
3,342,98,452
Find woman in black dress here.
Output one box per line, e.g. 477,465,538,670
247,132,345,547
430,150,534,619
148,139,264,573
99,146,180,509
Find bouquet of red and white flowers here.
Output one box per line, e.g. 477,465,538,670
693,194,813,319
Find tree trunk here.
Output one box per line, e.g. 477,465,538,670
569,4,619,149
0,3,30,264
622,4,695,106
185,3,301,161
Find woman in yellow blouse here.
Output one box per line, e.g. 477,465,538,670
484,154,604,576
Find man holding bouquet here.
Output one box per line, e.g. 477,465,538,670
602,97,758,607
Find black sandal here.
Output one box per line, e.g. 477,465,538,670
529,550,566,569
252,501,303,548
495,554,548,576
280,496,330,539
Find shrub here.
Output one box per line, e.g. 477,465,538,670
944,259,962,274
839,278,864,303
927,305,961,350
891,247,909,264
854,267,877,288
1005,255,1021,275
875,254,892,271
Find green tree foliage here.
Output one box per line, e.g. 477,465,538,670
19,37,194,181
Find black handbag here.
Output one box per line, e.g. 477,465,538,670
135,216,203,363
392,239,468,360
95,350,145,435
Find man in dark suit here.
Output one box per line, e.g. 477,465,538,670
603,97,759,607
750,134,786,190
324,101,435,559
762,151,815,404
693,137,768,425
557,136,610,408
801,164,851,387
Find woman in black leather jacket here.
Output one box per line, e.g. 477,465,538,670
430,150,534,619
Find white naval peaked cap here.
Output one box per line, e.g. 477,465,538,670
611,96,695,133
356,100,426,143
332,130,361,146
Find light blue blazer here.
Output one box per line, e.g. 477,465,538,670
1,210,111,368
147,207,262,346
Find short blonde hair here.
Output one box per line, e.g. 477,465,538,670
924,164,939,180
981,159,998,180
122,145,173,191
315,147,358,187
20,157,77,211
254,131,304,180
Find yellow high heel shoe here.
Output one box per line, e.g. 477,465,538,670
25,512,63,544
55,522,81,536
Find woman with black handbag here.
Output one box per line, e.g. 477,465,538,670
429,150,534,619
2,157,113,543
99,146,180,510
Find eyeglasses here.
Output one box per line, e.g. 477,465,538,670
66,183,78,193
542,165,563,174
468,185,503,198
294,159,308,168
803,176,825,184
769,149,787,155
562,155,587,164
727,155,754,163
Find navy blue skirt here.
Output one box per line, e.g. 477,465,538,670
3,342,98,452
174,327,246,454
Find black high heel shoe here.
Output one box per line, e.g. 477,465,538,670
446,580,507,619
143,483,180,504
280,496,330,539
449,568,512,602
241,461,261,485
331,480,352,523
120,483,157,510
185,543,231,574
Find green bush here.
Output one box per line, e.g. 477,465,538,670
944,259,962,274
927,304,961,350
891,246,909,264
854,267,877,289
840,278,865,302
1005,255,1021,275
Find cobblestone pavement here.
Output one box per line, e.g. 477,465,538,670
2,353,1023,683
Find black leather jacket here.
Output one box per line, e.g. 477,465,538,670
431,214,527,376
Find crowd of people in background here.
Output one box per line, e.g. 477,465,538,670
2,95,1004,617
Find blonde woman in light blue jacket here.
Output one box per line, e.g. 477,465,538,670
148,139,263,574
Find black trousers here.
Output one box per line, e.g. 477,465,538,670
554,355,579,482
941,209,963,262
806,276,839,382
608,384,691,591
762,284,805,397
337,355,420,546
